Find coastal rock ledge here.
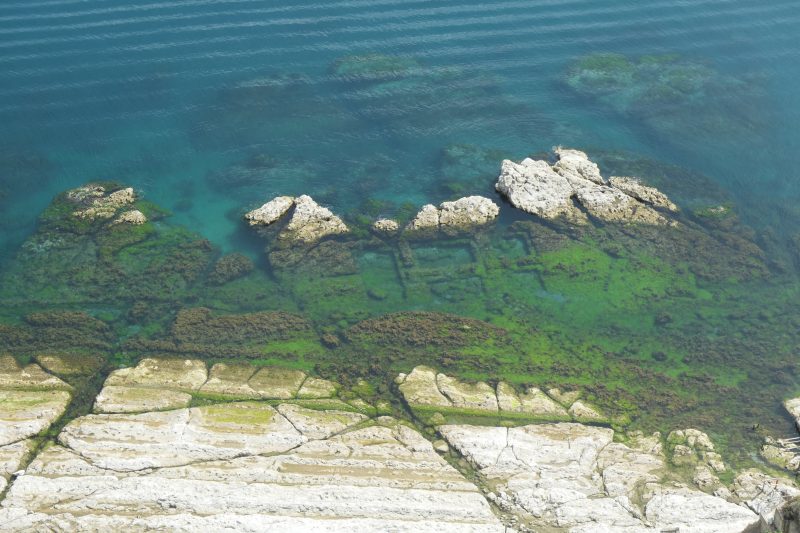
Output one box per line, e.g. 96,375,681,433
496,147,677,225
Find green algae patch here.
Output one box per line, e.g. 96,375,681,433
197,401,276,428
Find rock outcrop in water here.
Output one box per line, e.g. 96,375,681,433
245,194,349,244
405,196,500,237
496,148,675,226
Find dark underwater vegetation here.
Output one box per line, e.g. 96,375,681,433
1,0,800,474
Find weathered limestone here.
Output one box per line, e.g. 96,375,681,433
405,196,500,236
609,176,678,211
0,357,72,494
372,217,400,234
405,204,440,235
438,196,500,235
112,209,147,225
397,366,599,423
0,440,35,494
33,354,102,377
0,356,72,447
244,195,349,244
244,195,294,226
94,359,343,414
396,366,452,408
785,397,800,431
94,385,193,414
496,148,676,226
1,399,504,531
440,422,761,532
732,469,800,529
72,186,136,221
667,428,726,489
553,147,605,185
281,195,349,244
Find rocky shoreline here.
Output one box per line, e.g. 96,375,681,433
2,358,799,532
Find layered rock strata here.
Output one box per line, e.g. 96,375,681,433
93,358,348,414
0,361,506,532
496,148,676,226
396,366,605,424
0,356,72,493
440,423,761,532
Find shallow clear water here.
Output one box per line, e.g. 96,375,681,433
1,0,800,458
1,0,798,254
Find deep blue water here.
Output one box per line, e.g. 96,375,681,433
0,0,798,255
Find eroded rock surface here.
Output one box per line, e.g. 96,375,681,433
405,196,500,236
440,423,760,532
397,366,601,423
496,148,675,226
94,358,344,414
244,194,349,244
1,381,505,531
0,357,72,494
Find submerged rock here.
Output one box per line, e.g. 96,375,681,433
496,147,675,226
372,217,400,235
112,209,147,225
71,186,136,221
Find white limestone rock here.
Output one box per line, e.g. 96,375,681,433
397,366,452,408
518,387,570,417
279,194,349,244
0,357,72,447
785,397,800,431
0,440,35,493
645,486,760,533
94,385,192,414
72,186,136,220
568,400,605,422
58,402,304,472
574,184,670,226
248,367,307,399
438,195,499,235
495,158,586,223
2,406,503,532
104,358,208,391
112,209,147,225
405,203,440,234
440,421,762,533
553,147,605,185
372,217,400,234
609,176,678,211
732,469,800,528
436,373,498,411
496,148,676,226
244,195,294,226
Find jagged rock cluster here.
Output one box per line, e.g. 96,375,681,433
67,184,146,225
396,366,605,424
404,196,500,237
496,148,677,225
245,195,349,245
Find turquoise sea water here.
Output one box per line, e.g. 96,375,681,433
4,0,800,457
1,0,798,256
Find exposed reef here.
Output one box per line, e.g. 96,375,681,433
405,196,500,237
496,147,674,226
246,195,349,245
